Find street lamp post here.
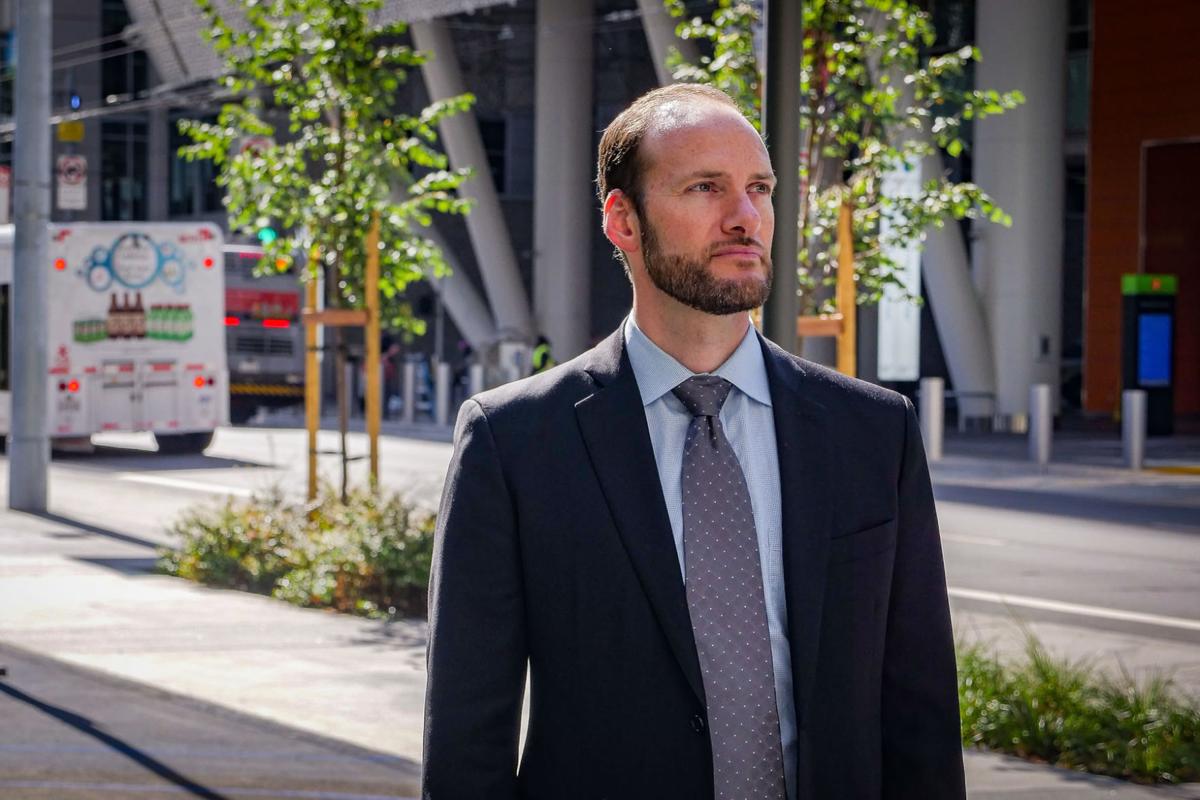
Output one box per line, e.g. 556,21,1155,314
9,0,53,512
761,0,803,354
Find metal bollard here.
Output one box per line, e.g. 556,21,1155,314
469,363,485,397
919,377,944,462
402,362,416,424
343,361,357,418
1123,389,1147,470
435,362,452,427
1028,383,1053,465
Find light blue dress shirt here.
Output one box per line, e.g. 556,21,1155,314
623,315,797,799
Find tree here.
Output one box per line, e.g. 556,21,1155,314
179,0,473,500
665,0,1024,314
178,0,473,335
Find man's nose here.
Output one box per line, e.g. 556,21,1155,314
723,191,762,238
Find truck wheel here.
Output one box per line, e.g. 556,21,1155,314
155,431,214,455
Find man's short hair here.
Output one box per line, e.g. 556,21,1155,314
596,83,744,213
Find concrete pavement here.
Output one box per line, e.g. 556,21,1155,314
1,427,1198,798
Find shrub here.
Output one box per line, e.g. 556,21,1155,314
958,635,1200,784
158,485,434,618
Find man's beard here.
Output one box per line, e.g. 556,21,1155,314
640,218,773,316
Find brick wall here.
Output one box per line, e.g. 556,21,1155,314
1086,0,1200,415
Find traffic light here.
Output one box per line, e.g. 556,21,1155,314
256,225,278,245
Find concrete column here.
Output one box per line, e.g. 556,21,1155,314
637,0,701,85
974,0,1068,428
533,0,594,360
146,106,170,221
411,20,534,343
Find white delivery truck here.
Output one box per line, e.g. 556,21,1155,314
0,222,228,454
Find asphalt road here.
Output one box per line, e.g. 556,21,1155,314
1,424,1197,642
0,643,419,800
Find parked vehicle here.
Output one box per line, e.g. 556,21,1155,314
0,222,227,454
222,243,305,423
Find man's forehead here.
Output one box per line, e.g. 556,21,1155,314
641,102,771,179
643,98,757,138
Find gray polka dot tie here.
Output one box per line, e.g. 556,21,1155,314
673,375,786,800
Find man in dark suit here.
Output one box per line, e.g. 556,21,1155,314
423,84,964,800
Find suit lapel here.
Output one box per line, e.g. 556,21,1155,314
760,335,835,730
575,330,706,706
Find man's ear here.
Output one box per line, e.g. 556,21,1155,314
602,190,641,257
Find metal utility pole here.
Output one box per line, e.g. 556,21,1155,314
9,0,52,512
761,0,803,353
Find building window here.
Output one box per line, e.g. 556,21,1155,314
168,113,223,216
0,29,13,117
479,117,507,194
101,120,147,220
102,0,148,101
1066,0,1091,135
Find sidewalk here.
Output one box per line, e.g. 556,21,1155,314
1,429,1198,797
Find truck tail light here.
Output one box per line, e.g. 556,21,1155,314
224,316,240,326
67,379,80,393
54,258,67,271
262,318,290,329
194,376,207,388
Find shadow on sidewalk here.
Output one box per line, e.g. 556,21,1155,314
58,445,271,472
0,681,231,800
934,484,1200,533
32,511,163,551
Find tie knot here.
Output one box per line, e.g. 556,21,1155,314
672,375,734,418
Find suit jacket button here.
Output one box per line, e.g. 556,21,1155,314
691,714,706,734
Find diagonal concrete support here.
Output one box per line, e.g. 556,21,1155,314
411,19,534,344
637,0,701,85
417,224,500,353
919,153,998,421
863,10,996,420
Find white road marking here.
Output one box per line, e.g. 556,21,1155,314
948,587,1200,632
0,781,415,800
941,533,1007,547
116,473,254,498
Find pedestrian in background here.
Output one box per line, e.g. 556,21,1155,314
531,335,556,373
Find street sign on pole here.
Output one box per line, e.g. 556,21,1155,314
877,165,923,381
56,154,87,211
57,120,85,142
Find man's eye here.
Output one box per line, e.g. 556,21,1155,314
690,182,714,193
751,183,773,194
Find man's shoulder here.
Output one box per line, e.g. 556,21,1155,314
465,348,600,429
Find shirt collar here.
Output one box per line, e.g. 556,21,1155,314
623,315,773,408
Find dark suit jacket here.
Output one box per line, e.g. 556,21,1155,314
423,327,965,800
